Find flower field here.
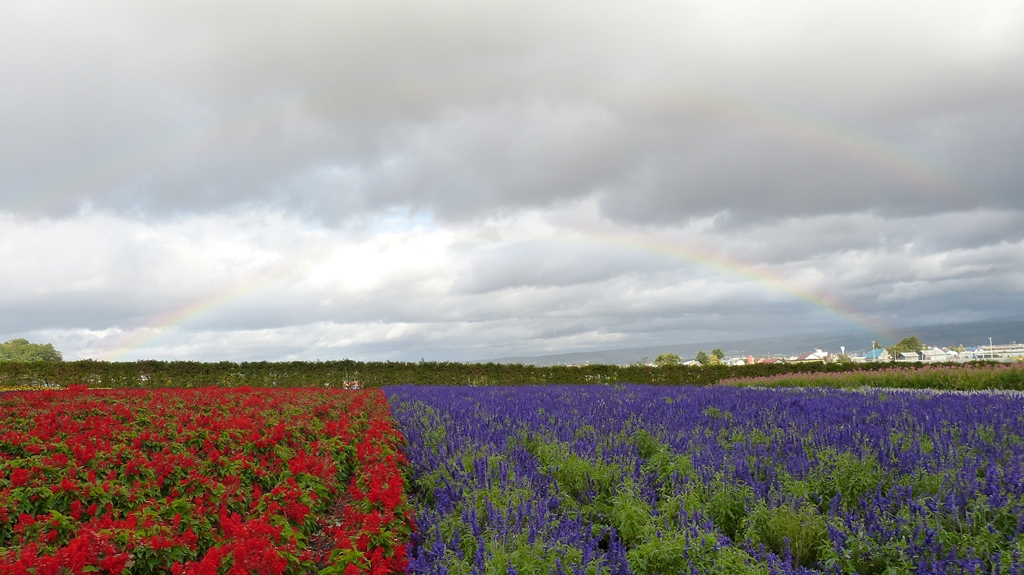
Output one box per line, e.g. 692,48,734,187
6,382,1024,574
721,363,1024,391
387,385,1024,575
0,387,414,575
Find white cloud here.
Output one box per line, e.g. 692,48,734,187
2,203,1021,360
2,1,1022,359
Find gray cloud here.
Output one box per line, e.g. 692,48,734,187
2,1,1022,360
2,206,1021,360
2,1,1022,224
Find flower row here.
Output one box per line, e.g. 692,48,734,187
386,385,1024,574
0,386,414,574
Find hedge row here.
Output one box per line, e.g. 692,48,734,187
0,359,1009,390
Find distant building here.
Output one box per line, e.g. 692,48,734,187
790,349,829,363
896,351,921,362
976,344,1024,359
920,347,951,362
862,349,891,362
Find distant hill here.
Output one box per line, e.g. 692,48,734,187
488,318,1024,366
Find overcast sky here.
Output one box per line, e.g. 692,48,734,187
2,0,1023,361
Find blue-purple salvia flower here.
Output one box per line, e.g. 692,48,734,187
386,384,1024,574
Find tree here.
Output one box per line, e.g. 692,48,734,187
654,353,681,366
695,351,710,366
872,341,883,350
888,336,922,352
0,339,63,362
887,336,923,360
705,348,724,365
899,336,923,351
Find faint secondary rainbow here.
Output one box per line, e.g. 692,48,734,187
665,93,975,202
18,91,945,357
9,100,291,216
8,90,982,217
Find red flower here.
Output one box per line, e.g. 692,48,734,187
10,468,30,487
0,387,415,575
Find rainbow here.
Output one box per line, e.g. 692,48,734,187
74,92,939,358
7,92,980,216
100,263,303,361
101,224,893,360
101,285,257,362
570,226,893,340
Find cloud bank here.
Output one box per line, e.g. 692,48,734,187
1,0,1022,360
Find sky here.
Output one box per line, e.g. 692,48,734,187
1,0,1023,362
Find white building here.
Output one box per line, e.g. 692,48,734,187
920,347,951,362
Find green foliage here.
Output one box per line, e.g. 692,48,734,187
701,348,725,365
819,530,914,575
629,533,767,575
806,449,887,510
704,480,752,540
653,353,681,366
695,351,710,366
628,429,663,459
625,532,691,575
702,406,733,422
886,335,923,358
746,502,829,567
608,490,654,546
0,357,1019,391
0,339,62,362
529,433,779,574
540,444,621,514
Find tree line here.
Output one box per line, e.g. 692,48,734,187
0,358,990,390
